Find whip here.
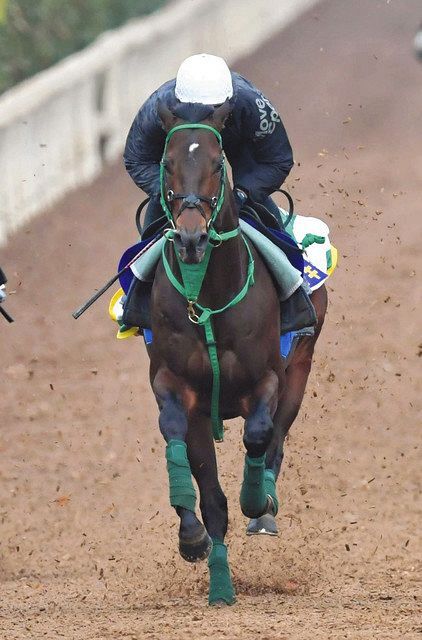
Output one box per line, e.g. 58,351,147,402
72,234,159,319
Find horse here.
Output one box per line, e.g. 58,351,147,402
146,99,327,605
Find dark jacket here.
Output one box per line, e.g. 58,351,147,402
124,72,293,203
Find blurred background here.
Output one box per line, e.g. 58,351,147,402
0,1,421,638
0,0,166,93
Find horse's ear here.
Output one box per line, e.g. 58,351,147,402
211,99,232,130
157,99,177,131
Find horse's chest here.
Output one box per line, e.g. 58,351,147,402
161,330,247,387
188,346,243,381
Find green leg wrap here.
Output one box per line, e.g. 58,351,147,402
165,440,196,512
240,454,267,517
264,468,279,516
208,539,236,605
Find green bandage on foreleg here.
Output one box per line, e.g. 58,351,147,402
239,453,267,517
208,539,236,605
165,440,196,512
264,468,279,516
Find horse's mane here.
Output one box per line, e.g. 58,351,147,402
170,101,214,122
169,97,235,124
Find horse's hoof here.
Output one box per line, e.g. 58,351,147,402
209,596,236,607
246,512,279,536
179,528,212,563
246,497,278,536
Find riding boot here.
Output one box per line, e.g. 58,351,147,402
121,278,152,329
280,284,317,334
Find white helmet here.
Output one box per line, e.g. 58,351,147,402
175,54,233,104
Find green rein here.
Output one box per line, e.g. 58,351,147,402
160,123,255,441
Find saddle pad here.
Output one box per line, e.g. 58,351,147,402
239,211,304,274
239,220,303,300
279,208,337,291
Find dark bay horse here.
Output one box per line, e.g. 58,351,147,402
147,100,327,605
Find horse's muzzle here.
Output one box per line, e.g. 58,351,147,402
173,228,209,264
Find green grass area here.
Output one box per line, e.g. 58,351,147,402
0,0,168,94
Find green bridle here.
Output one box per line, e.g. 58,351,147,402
160,123,255,441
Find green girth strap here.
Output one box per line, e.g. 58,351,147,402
161,233,255,441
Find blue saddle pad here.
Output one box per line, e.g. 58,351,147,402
118,235,160,294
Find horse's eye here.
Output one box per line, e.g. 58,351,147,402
163,160,173,175
213,158,224,174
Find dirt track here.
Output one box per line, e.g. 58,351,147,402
0,1,421,638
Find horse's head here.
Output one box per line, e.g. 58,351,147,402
158,100,231,264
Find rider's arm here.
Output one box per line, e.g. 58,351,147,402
123,93,166,196
231,83,293,202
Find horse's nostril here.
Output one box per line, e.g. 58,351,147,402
173,231,183,246
198,233,209,247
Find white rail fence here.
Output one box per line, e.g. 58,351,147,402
0,0,320,245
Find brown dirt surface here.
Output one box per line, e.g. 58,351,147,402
1,1,421,638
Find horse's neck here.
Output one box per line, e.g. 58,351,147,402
215,188,239,234
206,193,248,302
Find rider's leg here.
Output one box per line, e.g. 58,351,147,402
121,195,163,329
121,278,152,329
260,196,284,228
142,194,164,235
258,196,316,333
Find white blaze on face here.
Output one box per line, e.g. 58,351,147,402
189,142,199,155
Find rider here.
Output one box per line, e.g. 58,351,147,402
122,53,315,332
0,267,7,304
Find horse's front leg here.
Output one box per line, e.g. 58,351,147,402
152,367,211,563
187,414,236,606
247,286,328,536
240,369,279,519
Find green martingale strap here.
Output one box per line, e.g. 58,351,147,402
162,235,255,442
203,321,223,441
165,439,196,512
